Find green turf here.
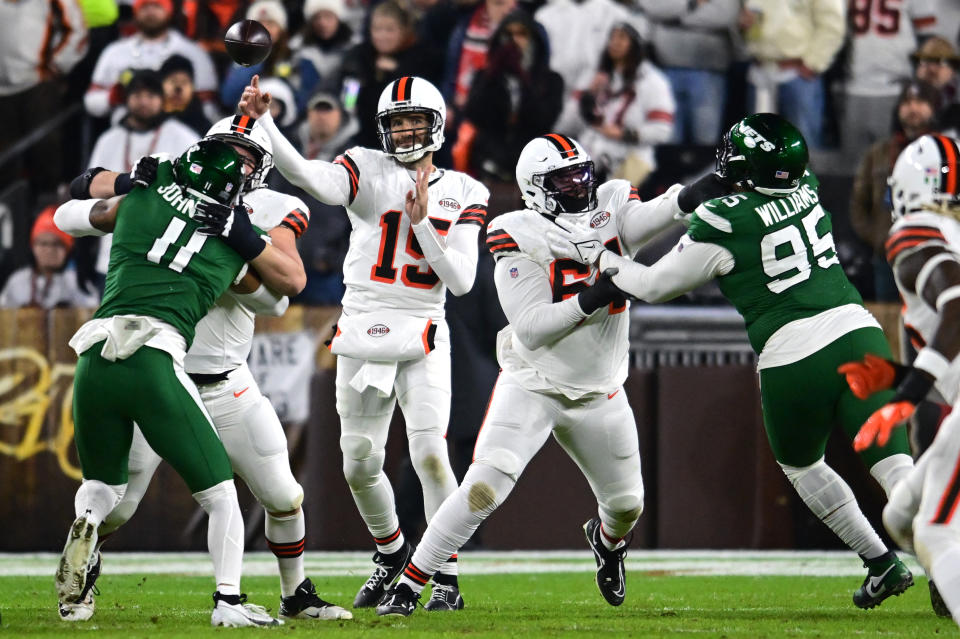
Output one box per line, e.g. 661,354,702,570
0,572,953,638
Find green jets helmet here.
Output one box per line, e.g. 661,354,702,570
173,139,243,204
716,113,809,196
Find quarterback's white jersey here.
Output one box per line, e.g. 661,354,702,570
185,188,309,375
257,108,490,320
334,146,489,318
889,211,960,403
488,180,681,399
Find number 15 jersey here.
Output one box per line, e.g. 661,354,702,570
334,146,489,318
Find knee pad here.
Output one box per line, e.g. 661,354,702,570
340,434,385,490
258,480,305,515
601,491,645,525
473,446,524,480
407,432,454,484
192,479,238,513
461,462,516,517
780,458,854,520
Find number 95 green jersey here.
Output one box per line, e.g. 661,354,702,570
93,159,247,346
687,171,863,353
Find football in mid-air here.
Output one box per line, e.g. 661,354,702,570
224,19,272,67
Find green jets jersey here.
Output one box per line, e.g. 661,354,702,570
94,160,245,345
687,172,863,354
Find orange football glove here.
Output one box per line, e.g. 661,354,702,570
853,401,916,451
837,353,899,399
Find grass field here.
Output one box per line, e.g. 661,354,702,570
1,551,955,638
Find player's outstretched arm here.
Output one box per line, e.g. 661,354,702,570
598,235,733,303
239,75,351,207
54,197,122,236
69,156,160,200
494,255,588,350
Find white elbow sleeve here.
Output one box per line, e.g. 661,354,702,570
54,199,106,237
233,284,289,316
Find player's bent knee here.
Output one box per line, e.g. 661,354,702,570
340,433,374,460
460,461,517,517
604,492,644,522
473,447,523,479
340,435,385,489
258,482,304,514
779,458,853,519
408,433,453,484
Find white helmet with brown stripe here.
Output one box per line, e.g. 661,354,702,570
205,115,274,192
515,134,598,220
889,134,960,220
376,76,446,163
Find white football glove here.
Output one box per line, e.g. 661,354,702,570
546,217,605,265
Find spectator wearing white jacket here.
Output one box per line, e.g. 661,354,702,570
84,0,219,122
557,22,675,187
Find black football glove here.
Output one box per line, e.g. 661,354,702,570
677,172,731,213
578,268,626,314
195,199,266,261
114,155,160,194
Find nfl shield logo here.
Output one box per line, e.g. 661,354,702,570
775,170,789,179
510,267,518,278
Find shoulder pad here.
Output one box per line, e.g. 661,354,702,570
886,214,949,264
486,210,553,263
690,200,733,234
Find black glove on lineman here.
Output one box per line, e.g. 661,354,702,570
578,268,626,314
195,199,266,262
114,155,160,194
677,172,731,213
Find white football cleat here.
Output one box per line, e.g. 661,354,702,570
58,552,101,621
55,513,98,604
211,592,284,627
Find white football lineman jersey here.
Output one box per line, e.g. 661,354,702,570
185,187,309,374
334,146,489,318
890,211,960,403
488,180,668,399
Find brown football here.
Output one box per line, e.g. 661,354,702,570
224,19,272,67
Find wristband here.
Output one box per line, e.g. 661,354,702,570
913,347,951,381
114,172,134,195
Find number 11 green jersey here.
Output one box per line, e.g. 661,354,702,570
687,171,863,353
94,160,246,345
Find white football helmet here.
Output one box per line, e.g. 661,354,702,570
205,115,274,192
889,134,960,220
376,76,445,163
515,134,598,219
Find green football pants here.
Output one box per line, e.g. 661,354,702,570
72,342,233,492
759,326,911,468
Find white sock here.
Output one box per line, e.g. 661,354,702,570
870,454,915,497
193,480,243,597
74,480,126,528
265,508,306,598
401,463,514,594
781,459,887,559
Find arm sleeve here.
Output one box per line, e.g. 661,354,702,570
411,217,480,296
599,235,734,302
618,183,684,255
494,254,588,350
230,284,289,316
257,112,353,206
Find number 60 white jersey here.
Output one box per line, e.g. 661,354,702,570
333,146,489,318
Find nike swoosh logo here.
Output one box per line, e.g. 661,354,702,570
234,387,249,398
608,390,619,400
865,564,896,598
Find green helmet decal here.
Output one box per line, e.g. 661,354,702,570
716,113,809,196
173,139,244,205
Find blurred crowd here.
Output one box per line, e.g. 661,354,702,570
2,0,960,308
